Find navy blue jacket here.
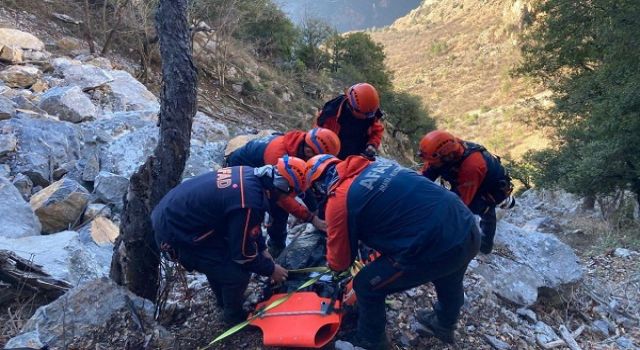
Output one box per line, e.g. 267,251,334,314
325,156,476,270
152,166,274,276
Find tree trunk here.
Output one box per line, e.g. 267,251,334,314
110,0,198,301
82,0,96,54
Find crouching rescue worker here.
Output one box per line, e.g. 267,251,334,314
305,155,481,349
151,156,308,325
316,83,384,160
418,130,514,254
226,127,340,255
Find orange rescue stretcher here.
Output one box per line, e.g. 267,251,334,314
247,254,375,348
249,291,343,348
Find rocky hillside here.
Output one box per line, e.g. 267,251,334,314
276,0,422,32
370,0,550,158
1,15,639,350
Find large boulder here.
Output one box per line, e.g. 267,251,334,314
2,112,83,186
0,28,45,51
30,178,90,233
0,176,41,238
60,64,114,91
93,171,129,210
105,70,159,112
0,230,111,285
38,86,97,123
0,130,17,156
78,216,119,246
0,65,41,88
4,278,173,349
0,45,23,63
471,221,584,306
0,94,17,120
84,110,158,178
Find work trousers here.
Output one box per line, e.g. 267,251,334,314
469,196,497,252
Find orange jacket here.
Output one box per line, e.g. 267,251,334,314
422,151,488,206
264,131,314,222
324,156,372,271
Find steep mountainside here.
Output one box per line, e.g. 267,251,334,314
370,0,550,158
276,0,422,32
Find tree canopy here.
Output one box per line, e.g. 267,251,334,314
516,0,640,203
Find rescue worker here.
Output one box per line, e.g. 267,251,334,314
315,83,384,160
226,128,340,255
306,155,480,349
151,156,308,325
418,130,514,254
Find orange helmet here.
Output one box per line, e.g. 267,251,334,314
305,128,341,156
276,155,308,194
346,83,380,119
305,154,340,185
418,130,464,165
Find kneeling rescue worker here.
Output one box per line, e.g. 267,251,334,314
151,157,308,325
226,127,340,255
418,130,514,254
306,154,481,349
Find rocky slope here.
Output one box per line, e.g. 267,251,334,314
369,0,550,158
1,26,639,350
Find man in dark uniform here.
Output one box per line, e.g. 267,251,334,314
152,157,307,324
305,155,480,349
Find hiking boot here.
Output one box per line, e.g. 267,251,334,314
479,239,494,254
338,331,390,350
222,308,248,326
415,309,455,344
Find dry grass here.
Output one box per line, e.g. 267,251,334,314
370,0,548,159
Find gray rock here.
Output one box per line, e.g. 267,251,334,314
81,150,100,182
615,336,637,349
613,248,638,258
30,178,90,233
85,110,158,178
51,56,82,72
61,64,114,91
334,340,358,350
0,95,16,120
591,319,611,337
471,222,583,306
105,70,159,112
12,173,33,201
0,65,41,88
0,176,41,238
0,131,17,156
516,308,537,323
39,86,97,123
534,321,559,344
93,171,129,210
0,163,9,178
484,334,512,350
52,160,78,180
4,112,83,186
192,111,230,142
22,49,51,62
4,278,173,349
84,203,111,221
0,230,112,285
